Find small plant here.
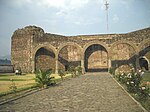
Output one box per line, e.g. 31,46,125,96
68,66,76,77
109,67,116,76
126,72,142,93
9,79,17,94
117,72,127,84
35,69,54,88
58,69,66,80
75,66,82,76
137,84,150,101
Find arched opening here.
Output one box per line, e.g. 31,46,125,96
58,45,81,71
35,47,55,71
84,44,108,72
139,57,149,70
139,44,150,71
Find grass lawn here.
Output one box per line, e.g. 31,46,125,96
142,72,150,82
0,74,36,94
0,73,72,95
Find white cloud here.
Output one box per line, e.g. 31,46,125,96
113,14,119,22
36,0,66,8
36,0,89,9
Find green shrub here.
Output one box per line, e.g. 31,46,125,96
75,66,82,76
68,66,76,77
117,73,127,84
126,72,142,93
35,69,54,88
137,85,150,101
117,70,149,101
58,69,66,80
109,67,116,76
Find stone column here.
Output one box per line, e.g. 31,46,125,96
108,58,111,72
81,59,85,74
135,53,140,70
31,59,35,73
108,58,111,68
81,51,85,74
55,54,58,74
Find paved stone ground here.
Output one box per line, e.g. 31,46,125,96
0,73,145,112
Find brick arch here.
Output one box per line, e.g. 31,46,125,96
139,39,150,51
110,41,137,55
110,41,138,70
31,44,57,72
57,42,82,70
83,41,109,56
83,41,109,72
57,42,82,54
110,41,137,60
32,43,57,59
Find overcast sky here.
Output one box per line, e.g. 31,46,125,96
0,0,150,57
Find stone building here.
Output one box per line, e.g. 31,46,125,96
11,26,150,73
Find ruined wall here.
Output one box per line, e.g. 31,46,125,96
11,27,31,72
11,26,150,73
11,26,44,72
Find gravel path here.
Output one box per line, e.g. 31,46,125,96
0,73,145,112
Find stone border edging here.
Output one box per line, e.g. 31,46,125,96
109,73,148,112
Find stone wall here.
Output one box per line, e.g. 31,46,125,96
11,26,150,73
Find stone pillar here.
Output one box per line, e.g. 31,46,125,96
108,58,111,72
81,51,85,74
81,59,85,74
31,59,35,73
55,54,58,74
135,53,140,70
108,58,111,68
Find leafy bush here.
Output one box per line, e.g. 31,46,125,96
35,69,54,88
75,66,82,76
67,65,82,77
137,85,150,101
68,66,76,77
126,72,142,93
117,73,127,84
117,70,149,101
109,67,116,76
58,69,66,80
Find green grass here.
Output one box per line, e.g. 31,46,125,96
142,72,150,82
0,79,33,81
0,73,73,97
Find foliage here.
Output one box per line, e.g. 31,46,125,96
68,65,82,77
126,72,142,93
109,67,116,76
137,84,150,101
35,69,54,88
116,69,149,101
58,69,66,80
68,66,76,77
9,79,17,93
75,66,82,76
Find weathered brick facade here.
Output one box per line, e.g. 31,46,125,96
11,26,150,73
